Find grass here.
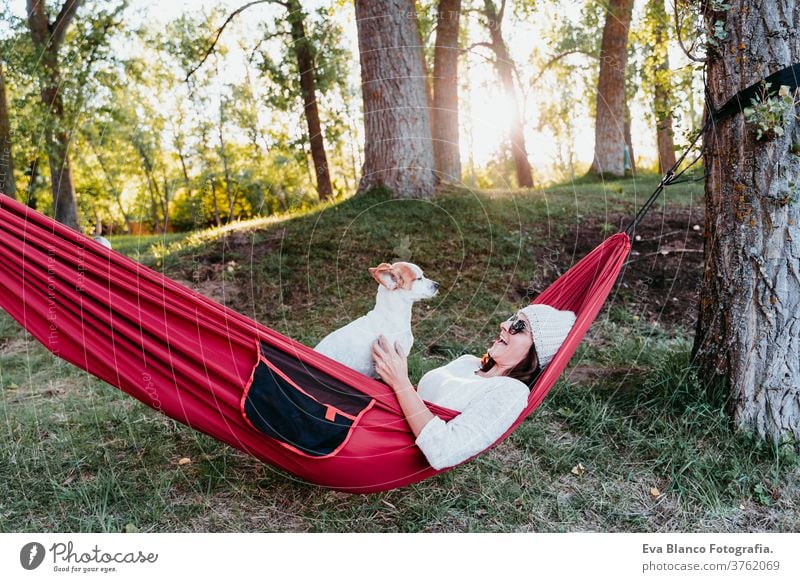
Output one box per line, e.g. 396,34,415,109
1,172,797,532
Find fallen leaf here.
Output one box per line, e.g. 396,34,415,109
123,523,139,533
739,503,746,510
571,462,585,476
649,487,660,498
178,457,192,466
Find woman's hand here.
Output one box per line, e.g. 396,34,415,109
371,335,411,391
372,335,433,436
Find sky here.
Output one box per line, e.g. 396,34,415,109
3,0,702,184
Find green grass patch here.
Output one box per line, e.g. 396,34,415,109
1,174,796,532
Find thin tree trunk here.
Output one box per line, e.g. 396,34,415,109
162,172,170,233
27,0,82,230
286,0,333,201
693,0,800,449
210,177,221,227
217,99,236,222
26,157,40,209
177,147,192,197
650,0,676,174
0,64,17,199
145,174,161,234
432,0,462,183
145,176,160,234
91,142,132,233
482,0,533,188
93,206,101,236
241,63,263,158
172,115,193,199
624,102,636,175
354,0,438,198
134,141,162,233
588,0,634,178
342,85,360,188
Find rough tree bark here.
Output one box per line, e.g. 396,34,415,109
693,0,800,449
0,63,16,199
286,0,333,201
481,0,533,188
588,0,634,178
27,0,82,230
354,0,438,198
432,0,462,183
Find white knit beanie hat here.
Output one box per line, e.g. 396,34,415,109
517,304,577,368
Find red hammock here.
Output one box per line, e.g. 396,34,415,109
0,193,630,493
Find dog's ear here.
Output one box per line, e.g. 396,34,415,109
369,263,399,290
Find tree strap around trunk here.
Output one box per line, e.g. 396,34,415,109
623,62,800,239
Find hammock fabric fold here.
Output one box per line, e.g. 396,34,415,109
0,193,630,493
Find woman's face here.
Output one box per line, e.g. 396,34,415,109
488,311,533,368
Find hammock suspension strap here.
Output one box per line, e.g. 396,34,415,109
622,62,800,239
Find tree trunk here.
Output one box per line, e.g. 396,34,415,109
342,84,361,187
354,0,438,198
177,145,192,198
286,0,334,201
418,16,435,124
47,128,80,229
0,64,17,199
624,102,636,175
161,172,170,232
91,142,132,234
692,0,800,450
93,206,102,236
588,0,633,178
26,157,40,209
172,115,193,200
482,0,533,188
217,99,237,222
432,0,462,183
27,0,82,230
650,0,676,174
134,141,162,233
210,178,221,227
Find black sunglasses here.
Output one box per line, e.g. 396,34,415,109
505,313,527,335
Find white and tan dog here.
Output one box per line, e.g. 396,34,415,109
314,262,439,378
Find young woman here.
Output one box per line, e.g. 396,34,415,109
371,304,576,470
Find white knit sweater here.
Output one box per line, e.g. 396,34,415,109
414,355,529,470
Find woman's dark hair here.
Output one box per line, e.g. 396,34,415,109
478,343,543,389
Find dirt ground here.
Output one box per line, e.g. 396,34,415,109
561,206,706,331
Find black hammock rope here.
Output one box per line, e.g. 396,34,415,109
622,62,800,239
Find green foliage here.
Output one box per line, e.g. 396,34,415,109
699,0,733,52
743,82,800,141
253,6,349,111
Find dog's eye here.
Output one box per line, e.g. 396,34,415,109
416,277,422,281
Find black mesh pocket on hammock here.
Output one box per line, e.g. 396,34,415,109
241,341,375,458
